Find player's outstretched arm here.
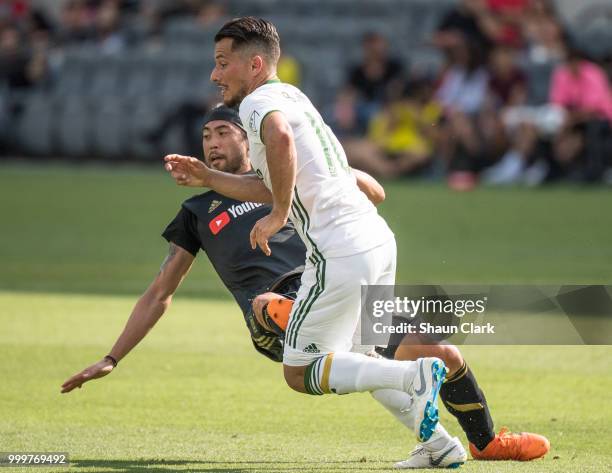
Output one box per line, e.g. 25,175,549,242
250,112,296,256
164,154,272,204
60,243,195,393
353,169,386,205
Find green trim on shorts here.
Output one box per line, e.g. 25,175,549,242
286,189,326,347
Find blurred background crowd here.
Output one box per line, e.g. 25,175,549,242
2,0,612,187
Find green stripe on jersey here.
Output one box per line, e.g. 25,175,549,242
304,111,336,177
259,110,280,144
324,124,350,173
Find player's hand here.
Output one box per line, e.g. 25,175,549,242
249,212,287,256
164,154,210,187
60,359,115,393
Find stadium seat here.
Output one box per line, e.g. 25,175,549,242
91,97,130,159
120,52,164,98
55,95,93,157
124,97,160,160
53,51,95,97
13,93,56,156
88,56,122,97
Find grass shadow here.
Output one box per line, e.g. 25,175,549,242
71,458,395,473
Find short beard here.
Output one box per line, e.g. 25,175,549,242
224,83,250,108
224,155,246,175
208,155,244,175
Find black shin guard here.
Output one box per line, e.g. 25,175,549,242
439,362,495,451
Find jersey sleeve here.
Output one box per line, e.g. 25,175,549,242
161,207,201,256
240,92,282,144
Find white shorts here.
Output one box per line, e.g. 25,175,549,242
283,238,396,366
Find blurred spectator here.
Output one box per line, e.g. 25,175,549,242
521,1,567,105
195,0,226,27
436,39,489,115
549,49,612,123
329,87,360,137
434,35,492,184
0,25,48,89
338,31,404,134
57,0,95,45
95,0,126,55
549,47,612,181
483,0,570,185
0,22,49,154
0,0,30,25
435,0,530,52
343,79,441,178
487,45,612,185
488,45,527,107
486,0,530,47
348,32,404,103
434,0,495,60
522,0,567,64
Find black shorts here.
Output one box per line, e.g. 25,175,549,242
244,267,304,363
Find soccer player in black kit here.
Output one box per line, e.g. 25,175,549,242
62,105,548,463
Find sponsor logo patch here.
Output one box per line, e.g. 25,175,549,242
209,211,230,235
208,202,264,236
303,343,320,354
248,110,261,134
208,199,222,213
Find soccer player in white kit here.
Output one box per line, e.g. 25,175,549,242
165,17,468,468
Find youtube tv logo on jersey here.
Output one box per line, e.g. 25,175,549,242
209,211,230,235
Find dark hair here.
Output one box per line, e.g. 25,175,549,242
203,105,245,133
214,17,281,63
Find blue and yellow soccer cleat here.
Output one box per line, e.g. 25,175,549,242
408,357,447,442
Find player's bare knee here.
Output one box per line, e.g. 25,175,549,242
432,344,464,376
283,364,307,393
394,339,464,376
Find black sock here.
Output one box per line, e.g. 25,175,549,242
440,362,495,451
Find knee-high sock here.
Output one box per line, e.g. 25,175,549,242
304,352,417,395
370,389,452,450
439,362,495,450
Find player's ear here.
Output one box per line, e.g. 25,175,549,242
251,55,264,75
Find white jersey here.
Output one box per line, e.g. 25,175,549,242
239,81,394,259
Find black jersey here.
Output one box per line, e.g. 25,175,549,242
162,190,306,315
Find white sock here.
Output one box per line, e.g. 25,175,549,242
371,389,452,451
304,352,417,395
423,424,454,451
370,389,414,423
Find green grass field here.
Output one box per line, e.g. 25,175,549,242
1,162,611,472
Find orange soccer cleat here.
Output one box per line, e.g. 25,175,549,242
469,428,550,461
